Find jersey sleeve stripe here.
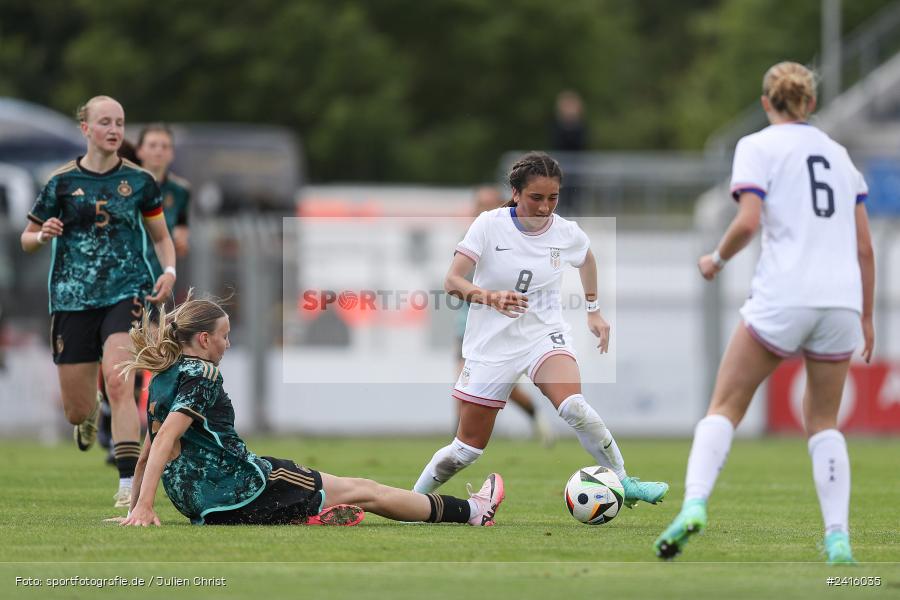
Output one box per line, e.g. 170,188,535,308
27,213,45,226
142,206,164,218
856,193,867,204
454,245,479,263
173,405,206,422
730,185,767,201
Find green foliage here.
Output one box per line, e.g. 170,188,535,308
0,0,896,182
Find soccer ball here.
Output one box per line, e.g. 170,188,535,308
564,466,624,525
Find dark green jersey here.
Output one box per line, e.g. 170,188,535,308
27,158,163,312
148,356,271,525
146,172,190,279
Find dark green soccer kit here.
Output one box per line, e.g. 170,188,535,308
148,356,324,525
28,158,164,363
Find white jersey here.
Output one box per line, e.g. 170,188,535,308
455,206,591,363
730,123,867,313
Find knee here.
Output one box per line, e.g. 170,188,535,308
557,394,599,429
103,373,131,403
352,478,381,504
63,403,89,425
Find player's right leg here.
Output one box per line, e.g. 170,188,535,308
324,471,505,526
58,362,101,448
412,401,499,493
51,309,104,450
655,322,781,559
413,359,509,493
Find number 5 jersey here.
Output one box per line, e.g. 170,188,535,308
27,158,163,312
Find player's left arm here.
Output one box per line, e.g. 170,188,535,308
699,192,762,280
856,202,875,363
578,249,610,353
143,215,177,304
121,413,192,527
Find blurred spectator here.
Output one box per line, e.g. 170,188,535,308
550,90,588,215
551,90,588,152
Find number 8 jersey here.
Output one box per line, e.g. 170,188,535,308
27,158,163,313
730,123,868,314
455,206,591,363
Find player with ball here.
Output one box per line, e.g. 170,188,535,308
413,151,668,511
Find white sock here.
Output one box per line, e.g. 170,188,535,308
557,394,626,481
413,437,483,493
684,414,734,502
808,429,850,536
119,476,133,489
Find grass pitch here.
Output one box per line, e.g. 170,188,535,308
1,436,898,599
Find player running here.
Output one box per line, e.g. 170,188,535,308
112,293,504,528
455,185,556,446
413,151,668,507
20,95,177,508
654,62,875,564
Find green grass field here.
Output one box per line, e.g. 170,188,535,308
1,436,898,599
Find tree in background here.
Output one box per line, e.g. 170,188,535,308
0,0,894,183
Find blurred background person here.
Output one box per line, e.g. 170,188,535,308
550,90,589,215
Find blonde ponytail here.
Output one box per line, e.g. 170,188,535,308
763,62,817,120
117,289,227,378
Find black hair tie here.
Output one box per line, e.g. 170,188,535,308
170,321,179,332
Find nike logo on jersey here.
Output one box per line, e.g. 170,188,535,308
495,246,512,251
72,188,85,196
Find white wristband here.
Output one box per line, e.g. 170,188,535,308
164,266,177,279
711,249,727,269
36,231,46,245
585,299,600,313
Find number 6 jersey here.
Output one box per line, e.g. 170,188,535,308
730,123,868,314
27,158,163,312
455,206,591,363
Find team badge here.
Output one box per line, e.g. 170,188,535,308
55,335,65,355
461,366,471,386
164,192,174,208
117,180,133,197
550,247,561,269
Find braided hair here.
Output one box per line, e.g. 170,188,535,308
504,151,563,207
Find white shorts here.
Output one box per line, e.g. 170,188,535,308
739,305,861,362
453,331,577,409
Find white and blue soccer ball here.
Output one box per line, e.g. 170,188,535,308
564,466,624,525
